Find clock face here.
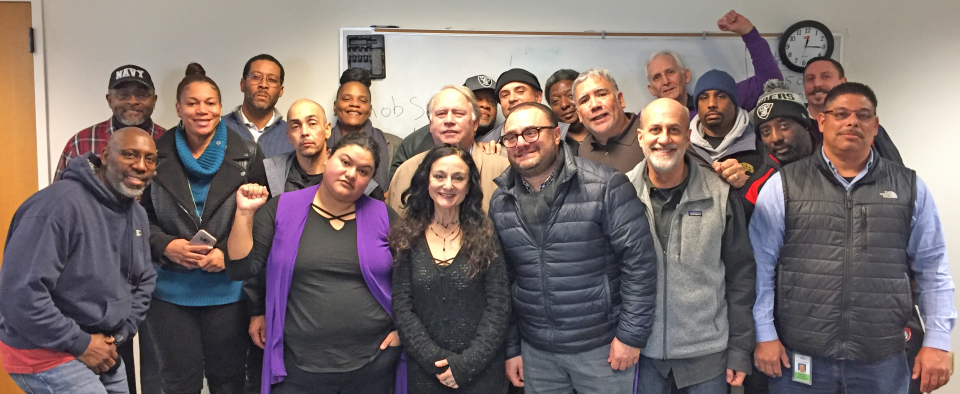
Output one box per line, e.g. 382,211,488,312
779,21,834,73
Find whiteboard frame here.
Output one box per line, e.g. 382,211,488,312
340,26,843,77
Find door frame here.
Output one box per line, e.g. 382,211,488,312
1,0,49,188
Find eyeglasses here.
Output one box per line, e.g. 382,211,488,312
111,148,157,165
111,89,153,101
499,125,555,148
824,109,876,122
245,73,282,88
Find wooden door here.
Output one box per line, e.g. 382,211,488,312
0,2,37,392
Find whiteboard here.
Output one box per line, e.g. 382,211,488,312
340,28,843,138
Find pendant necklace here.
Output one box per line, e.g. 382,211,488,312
429,222,461,252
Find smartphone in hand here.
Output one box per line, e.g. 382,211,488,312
189,229,217,247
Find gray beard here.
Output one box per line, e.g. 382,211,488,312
117,115,147,127
105,168,145,198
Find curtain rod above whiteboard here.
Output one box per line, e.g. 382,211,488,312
372,28,781,38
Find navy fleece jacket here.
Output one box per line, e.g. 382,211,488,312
0,153,156,356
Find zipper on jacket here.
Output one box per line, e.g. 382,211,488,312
511,197,555,335
861,206,868,251
840,191,853,354
187,182,203,225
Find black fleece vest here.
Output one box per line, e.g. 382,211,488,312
776,152,916,362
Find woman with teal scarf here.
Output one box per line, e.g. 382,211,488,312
141,63,268,394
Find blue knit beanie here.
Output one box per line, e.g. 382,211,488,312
694,69,740,108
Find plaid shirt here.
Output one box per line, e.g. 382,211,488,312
54,118,166,180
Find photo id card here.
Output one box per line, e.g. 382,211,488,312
792,353,812,385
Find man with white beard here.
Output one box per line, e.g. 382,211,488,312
625,98,757,393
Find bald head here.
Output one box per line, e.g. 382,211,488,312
107,127,155,151
639,98,691,176
100,127,157,200
287,99,326,120
286,99,332,159
640,98,690,131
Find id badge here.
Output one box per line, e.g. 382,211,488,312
792,353,812,385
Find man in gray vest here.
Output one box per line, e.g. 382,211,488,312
626,98,756,393
750,82,955,393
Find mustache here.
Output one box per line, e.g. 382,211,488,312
810,87,830,95
837,129,864,138
651,143,680,150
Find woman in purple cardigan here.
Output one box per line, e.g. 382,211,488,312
225,132,405,394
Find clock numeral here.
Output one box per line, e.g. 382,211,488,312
790,36,796,41
822,44,827,49
805,27,811,33
802,60,807,66
821,36,825,41
787,52,792,57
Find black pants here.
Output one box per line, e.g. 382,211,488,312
247,339,264,393
146,298,248,394
271,346,401,394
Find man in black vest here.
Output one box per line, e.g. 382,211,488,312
749,82,955,393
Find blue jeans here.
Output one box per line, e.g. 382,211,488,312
10,359,129,394
769,350,909,394
637,356,728,394
521,339,635,394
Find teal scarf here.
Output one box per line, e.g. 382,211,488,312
175,120,227,218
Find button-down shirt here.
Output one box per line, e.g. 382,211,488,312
55,117,165,181
750,149,956,351
237,106,280,143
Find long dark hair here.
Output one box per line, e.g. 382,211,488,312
389,144,498,276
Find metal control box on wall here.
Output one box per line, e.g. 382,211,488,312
346,35,386,79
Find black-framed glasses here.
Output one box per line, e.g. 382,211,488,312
245,73,282,88
824,109,875,121
111,148,157,165
499,125,555,148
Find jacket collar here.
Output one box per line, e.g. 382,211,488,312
153,125,253,222
630,154,711,204
813,146,882,190
494,141,579,199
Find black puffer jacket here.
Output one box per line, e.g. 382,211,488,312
489,143,657,358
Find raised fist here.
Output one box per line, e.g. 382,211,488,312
236,183,269,213
718,10,755,36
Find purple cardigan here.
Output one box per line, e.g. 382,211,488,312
261,184,406,393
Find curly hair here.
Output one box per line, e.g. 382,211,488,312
389,144,498,276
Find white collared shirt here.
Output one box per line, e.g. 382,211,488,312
237,106,279,142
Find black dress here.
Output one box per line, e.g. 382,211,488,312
392,238,511,394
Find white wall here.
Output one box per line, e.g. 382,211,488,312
41,0,960,388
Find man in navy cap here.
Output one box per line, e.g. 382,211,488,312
55,64,166,180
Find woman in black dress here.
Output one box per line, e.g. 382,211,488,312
390,144,510,393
